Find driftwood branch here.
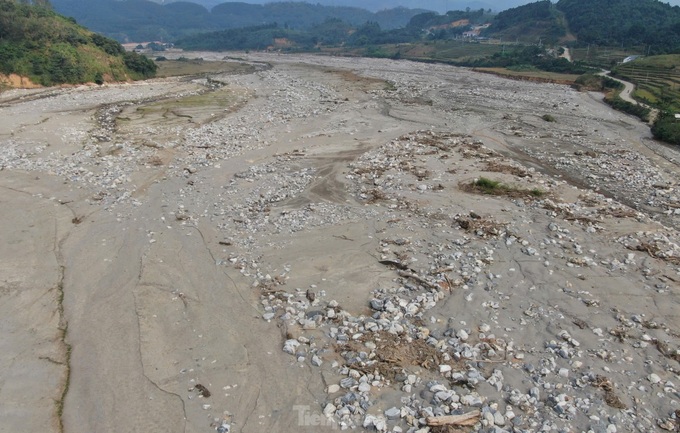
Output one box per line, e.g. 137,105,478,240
378,259,409,270
397,270,440,290
426,410,481,427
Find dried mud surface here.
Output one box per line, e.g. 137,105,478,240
0,53,678,433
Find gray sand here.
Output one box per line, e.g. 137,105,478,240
1,53,678,433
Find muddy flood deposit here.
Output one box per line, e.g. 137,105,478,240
1,52,679,433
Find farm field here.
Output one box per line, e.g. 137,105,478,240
322,40,504,63
154,58,256,77
419,41,504,61
570,45,646,69
473,67,581,83
613,55,680,111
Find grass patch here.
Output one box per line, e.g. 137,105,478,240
55,265,71,433
464,177,546,199
321,40,503,64
384,81,397,91
507,64,540,72
603,94,650,122
154,59,255,78
632,88,658,104
474,177,502,192
473,67,581,84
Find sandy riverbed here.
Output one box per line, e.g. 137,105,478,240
0,53,678,433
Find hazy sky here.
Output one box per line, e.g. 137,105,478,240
395,0,680,9
224,0,680,12
176,0,680,14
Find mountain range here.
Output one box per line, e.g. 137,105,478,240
45,0,680,54
150,0,680,13
149,0,525,13
51,0,431,41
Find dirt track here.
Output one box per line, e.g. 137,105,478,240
1,53,679,433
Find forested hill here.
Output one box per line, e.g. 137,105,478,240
50,0,428,42
173,8,497,51
485,0,680,53
557,0,680,51
486,1,566,43
0,0,157,86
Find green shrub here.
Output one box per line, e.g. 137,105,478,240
123,51,157,78
530,188,545,197
91,33,124,56
474,177,502,192
652,112,680,145
604,95,650,122
470,177,545,198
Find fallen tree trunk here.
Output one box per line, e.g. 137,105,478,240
426,410,481,426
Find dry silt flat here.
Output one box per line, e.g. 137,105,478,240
0,53,678,433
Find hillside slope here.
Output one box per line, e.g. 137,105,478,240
0,0,157,87
483,0,680,52
484,0,565,43
556,0,680,52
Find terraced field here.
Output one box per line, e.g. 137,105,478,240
570,45,645,69
421,41,504,61
612,55,680,111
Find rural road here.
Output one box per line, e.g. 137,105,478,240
600,70,638,104
599,69,659,122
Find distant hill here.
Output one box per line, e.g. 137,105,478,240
484,0,566,44
173,8,497,51
0,0,157,87
148,0,526,14
556,0,680,52
483,0,680,52
51,0,429,42
48,0,680,54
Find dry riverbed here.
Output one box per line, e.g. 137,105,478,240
0,52,678,433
